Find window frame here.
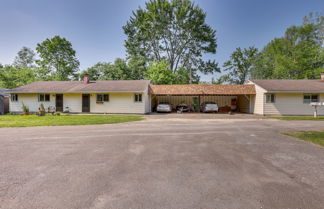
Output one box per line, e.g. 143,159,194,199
265,93,275,103
96,94,109,102
11,94,18,102
38,94,50,102
303,94,319,104
134,93,143,103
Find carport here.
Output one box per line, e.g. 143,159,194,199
149,84,256,113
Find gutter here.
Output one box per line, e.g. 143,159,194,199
7,90,146,94
267,91,324,93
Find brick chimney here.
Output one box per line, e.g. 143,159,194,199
83,74,90,84
321,72,324,81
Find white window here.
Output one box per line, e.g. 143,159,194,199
303,94,319,103
38,94,50,102
96,94,109,102
134,94,142,102
11,94,18,102
266,94,275,103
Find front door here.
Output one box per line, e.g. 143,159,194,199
82,94,90,112
56,94,63,112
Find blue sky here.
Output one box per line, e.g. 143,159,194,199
0,0,323,81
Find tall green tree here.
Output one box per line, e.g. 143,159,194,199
251,13,324,79
36,36,80,80
123,0,219,81
219,47,258,84
13,47,35,68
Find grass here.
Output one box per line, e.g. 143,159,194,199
0,114,144,128
273,116,324,120
284,131,324,147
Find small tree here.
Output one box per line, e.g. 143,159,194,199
21,102,29,114
13,47,36,68
145,60,175,84
220,47,258,84
38,103,46,116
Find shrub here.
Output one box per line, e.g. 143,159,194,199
21,103,29,113
39,103,45,111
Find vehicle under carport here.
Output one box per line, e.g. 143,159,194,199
149,84,256,113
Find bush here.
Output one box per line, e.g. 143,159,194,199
21,103,29,113
39,103,45,111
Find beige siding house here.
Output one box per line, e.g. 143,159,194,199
9,76,151,114
248,78,324,116
8,74,324,116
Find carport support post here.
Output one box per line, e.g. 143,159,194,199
198,95,201,112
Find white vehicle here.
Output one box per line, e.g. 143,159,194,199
201,102,219,113
157,102,172,113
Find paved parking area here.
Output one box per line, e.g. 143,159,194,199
147,112,266,120
0,117,323,209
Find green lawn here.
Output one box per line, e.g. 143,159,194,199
284,131,324,147
0,114,144,128
273,116,324,120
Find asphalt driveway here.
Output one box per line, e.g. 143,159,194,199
0,117,323,209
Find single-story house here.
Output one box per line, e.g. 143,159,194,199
0,88,9,115
8,73,324,115
9,76,151,114
248,78,324,115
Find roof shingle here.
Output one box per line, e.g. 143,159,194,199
150,84,256,95
9,80,150,93
250,80,324,92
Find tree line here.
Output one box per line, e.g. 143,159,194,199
218,12,323,84
0,0,323,89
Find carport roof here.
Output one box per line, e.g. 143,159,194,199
150,84,256,95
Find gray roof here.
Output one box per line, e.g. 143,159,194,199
0,88,9,96
9,80,150,93
250,80,324,92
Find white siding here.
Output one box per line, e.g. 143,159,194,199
90,92,146,114
250,95,256,114
264,93,324,116
144,88,151,113
9,93,55,112
248,81,267,115
63,94,82,112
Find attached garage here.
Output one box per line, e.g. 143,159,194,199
150,84,256,113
